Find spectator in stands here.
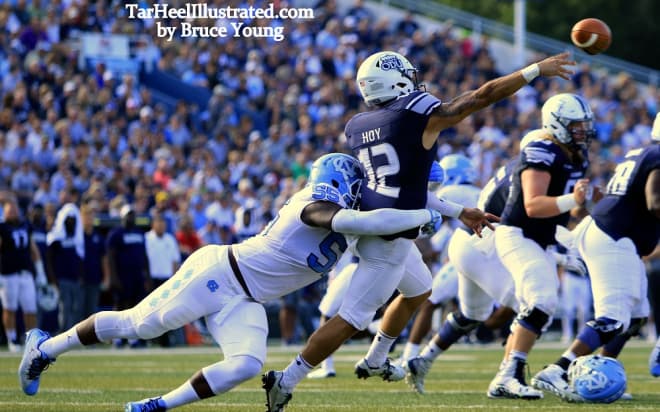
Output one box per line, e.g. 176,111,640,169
175,214,202,260
145,211,181,346
80,203,108,318
46,203,84,331
106,204,150,348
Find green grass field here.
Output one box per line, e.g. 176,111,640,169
1,340,658,412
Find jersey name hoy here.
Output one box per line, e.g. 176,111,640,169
361,128,381,144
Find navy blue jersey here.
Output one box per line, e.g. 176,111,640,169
501,138,588,248
84,229,106,285
592,145,660,256
48,238,82,281
107,227,147,280
346,91,441,239
0,221,33,274
478,161,515,216
31,225,47,260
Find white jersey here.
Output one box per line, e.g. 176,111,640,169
233,187,353,303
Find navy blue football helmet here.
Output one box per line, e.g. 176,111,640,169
308,153,364,209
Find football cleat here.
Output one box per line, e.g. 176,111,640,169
531,364,582,402
354,358,405,382
18,329,54,396
487,376,544,400
125,396,166,412
650,340,660,377
405,356,433,394
487,357,543,400
263,370,292,412
307,367,336,379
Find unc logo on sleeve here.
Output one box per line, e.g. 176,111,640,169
206,280,219,292
378,55,404,71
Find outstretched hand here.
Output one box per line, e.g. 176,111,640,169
537,52,576,81
458,207,499,238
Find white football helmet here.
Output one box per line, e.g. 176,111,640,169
541,93,595,149
356,51,420,106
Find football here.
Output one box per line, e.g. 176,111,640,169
571,18,612,55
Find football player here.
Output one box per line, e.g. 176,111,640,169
264,51,576,412
534,112,659,398
403,135,587,394
18,153,444,412
488,93,595,400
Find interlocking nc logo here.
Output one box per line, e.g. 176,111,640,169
207,280,219,292
379,55,404,71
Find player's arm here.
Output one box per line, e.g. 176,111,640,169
30,238,48,286
301,201,436,236
425,191,498,237
522,169,589,218
646,169,660,219
421,52,575,148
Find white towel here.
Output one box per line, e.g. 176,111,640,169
47,203,85,258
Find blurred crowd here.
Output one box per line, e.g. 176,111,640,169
0,0,658,345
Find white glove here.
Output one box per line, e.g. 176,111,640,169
35,261,48,287
420,209,443,238
563,249,588,277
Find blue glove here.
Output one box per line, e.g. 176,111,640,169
428,161,445,183
420,209,443,238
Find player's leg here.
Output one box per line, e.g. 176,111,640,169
18,271,38,332
402,261,457,362
19,246,233,396
490,226,554,399
269,236,412,407
533,219,643,400
307,262,356,378
128,299,268,411
357,243,431,380
560,273,579,343
1,273,21,351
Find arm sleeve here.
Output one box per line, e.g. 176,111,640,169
331,208,431,235
425,191,463,219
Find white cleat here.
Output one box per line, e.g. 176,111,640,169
531,364,582,402
262,370,292,412
405,356,433,394
307,367,336,379
487,375,544,400
354,358,405,382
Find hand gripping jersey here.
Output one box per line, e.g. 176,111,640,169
231,187,352,303
501,137,588,248
592,145,660,256
346,90,441,238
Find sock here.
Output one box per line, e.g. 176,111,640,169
401,342,420,361
6,329,17,343
509,350,527,362
420,340,443,361
364,330,396,367
39,326,82,358
161,380,200,409
322,355,335,372
281,354,313,389
556,350,577,370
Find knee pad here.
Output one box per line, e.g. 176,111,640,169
447,311,480,332
203,355,263,395
515,307,550,336
94,310,137,342
585,317,624,345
